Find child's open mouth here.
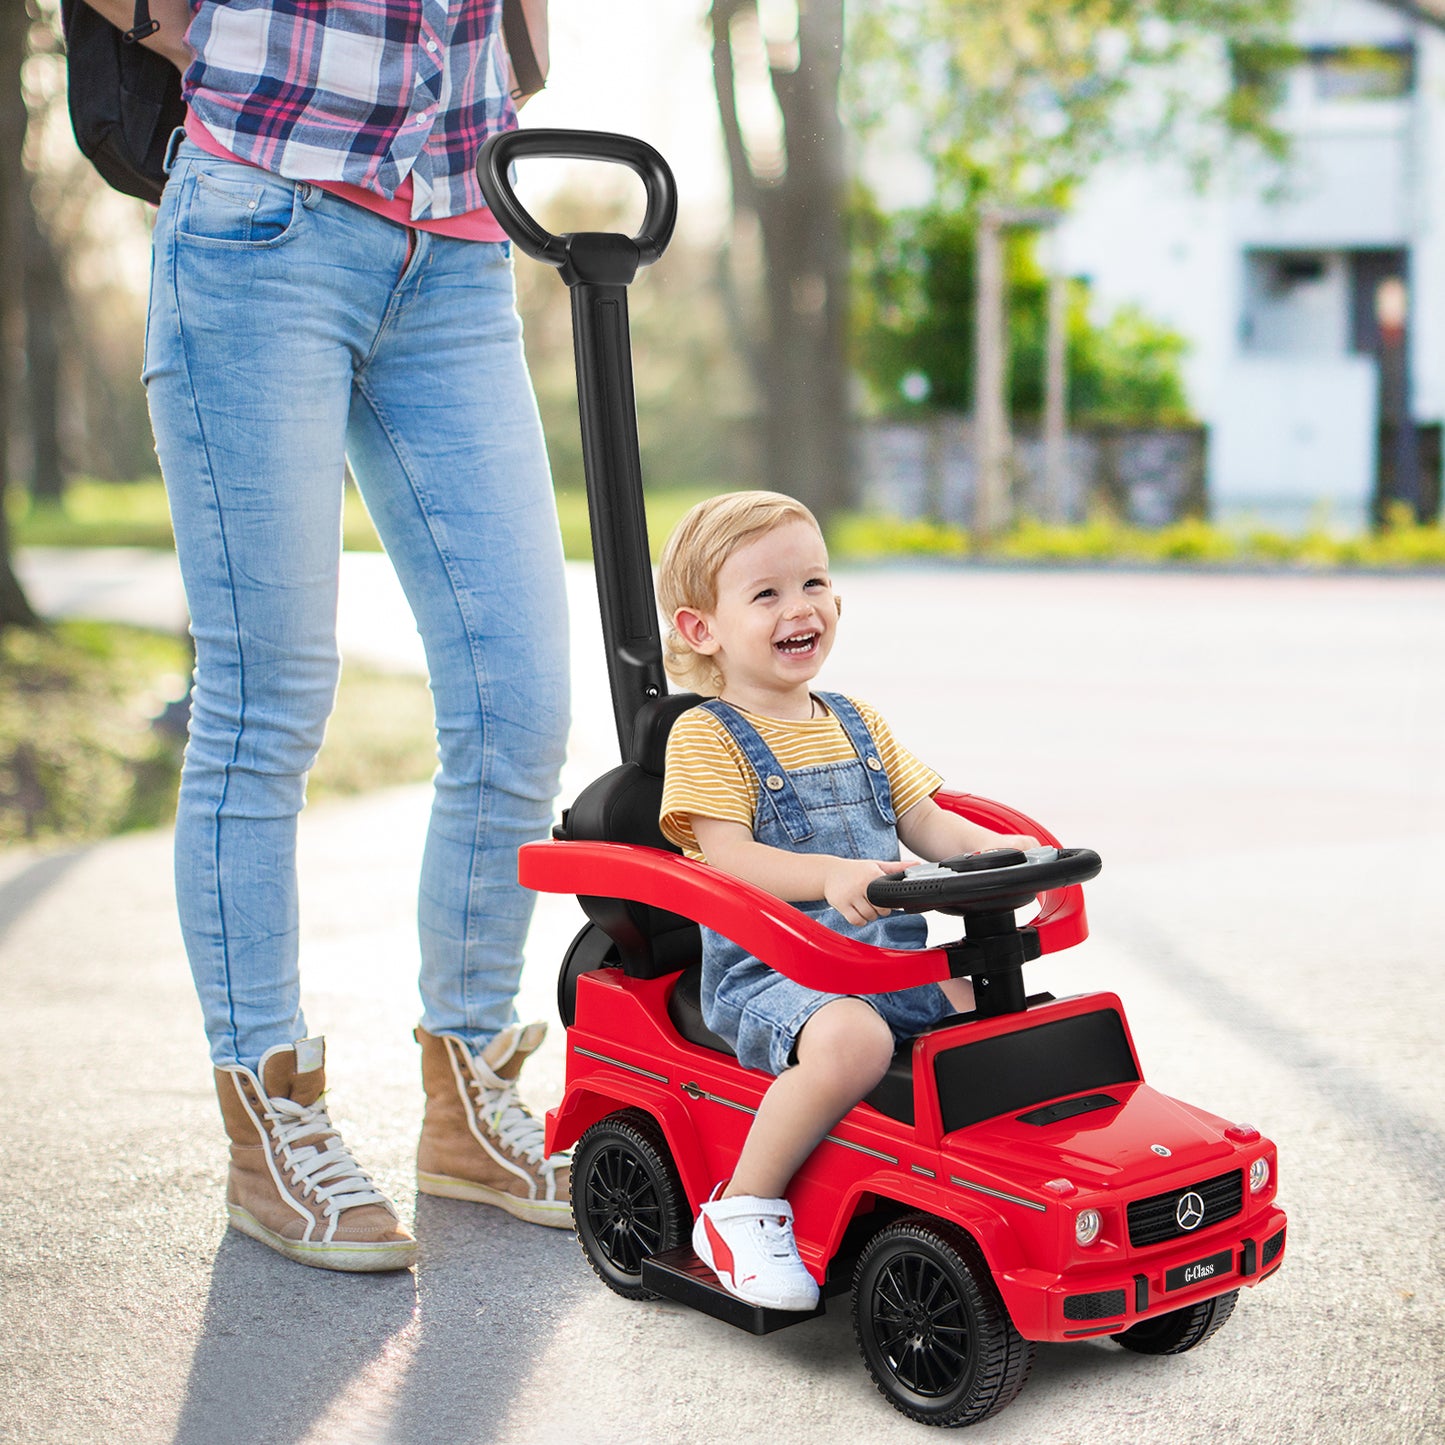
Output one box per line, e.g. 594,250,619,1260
775,631,818,655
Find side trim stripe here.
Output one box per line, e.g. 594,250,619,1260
574,1046,670,1083
949,1174,1048,1213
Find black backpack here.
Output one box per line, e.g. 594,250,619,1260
60,0,185,205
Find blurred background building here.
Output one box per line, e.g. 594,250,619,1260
1062,0,1445,530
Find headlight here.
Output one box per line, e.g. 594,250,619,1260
1249,1157,1271,1194
1075,1209,1102,1246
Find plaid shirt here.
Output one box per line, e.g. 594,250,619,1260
183,0,516,221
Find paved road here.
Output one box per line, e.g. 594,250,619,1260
3,553,1443,1443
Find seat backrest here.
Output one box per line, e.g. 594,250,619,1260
558,692,701,977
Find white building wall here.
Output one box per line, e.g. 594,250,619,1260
1058,160,1236,422
1409,24,1445,421
1059,0,1444,521
1211,358,1379,527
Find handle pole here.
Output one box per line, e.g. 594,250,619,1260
478,130,679,761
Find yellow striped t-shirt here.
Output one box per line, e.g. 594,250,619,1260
660,696,942,860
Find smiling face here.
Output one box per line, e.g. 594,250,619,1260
672,517,837,719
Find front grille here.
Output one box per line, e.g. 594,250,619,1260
1063,1289,1126,1322
1261,1227,1285,1267
1127,1169,1243,1247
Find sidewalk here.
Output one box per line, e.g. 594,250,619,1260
15,546,433,675
3,556,1442,1443
0,785,597,1444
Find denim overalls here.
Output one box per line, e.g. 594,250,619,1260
698,694,953,1075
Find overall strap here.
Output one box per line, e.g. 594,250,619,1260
815,693,898,825
698,700,815,844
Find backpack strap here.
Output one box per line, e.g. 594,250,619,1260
123,0,157,45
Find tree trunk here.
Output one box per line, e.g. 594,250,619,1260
0,1,40,629
712,0,851,525
25,196,66,506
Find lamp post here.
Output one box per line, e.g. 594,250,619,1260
1375,274,1421,523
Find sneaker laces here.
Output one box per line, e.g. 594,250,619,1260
266,1096,392,1218
469,1071,565,1176
756,1212,802,1261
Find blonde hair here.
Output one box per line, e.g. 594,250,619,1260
657,490,823,695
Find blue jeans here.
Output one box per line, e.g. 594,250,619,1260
144,141,570,1070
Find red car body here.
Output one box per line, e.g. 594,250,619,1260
522,790,1287,1347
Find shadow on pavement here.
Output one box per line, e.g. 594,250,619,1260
383,1195,589,1442
170,1198,588,1445
171,1232,420,1445
0,849,88,947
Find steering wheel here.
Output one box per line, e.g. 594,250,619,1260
866,846,1102,915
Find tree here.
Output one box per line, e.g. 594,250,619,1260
711,0,851,523
25,191,65,505
854,203,1192,424
0,0,40,630
710,2,1290,527
848,0,1293,209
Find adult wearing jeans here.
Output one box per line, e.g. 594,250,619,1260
83,0,570,1271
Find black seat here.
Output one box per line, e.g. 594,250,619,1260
559,691,701,978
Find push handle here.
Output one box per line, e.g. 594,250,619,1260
478,128,677,270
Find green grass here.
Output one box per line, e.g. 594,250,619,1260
552,485,719,560
10,478,389,554
12,477,1445,569
13,481,177,549
0,620,439,847
0,622,191,844
11,478,719,561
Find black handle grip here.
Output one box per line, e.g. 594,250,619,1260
478,128,677,269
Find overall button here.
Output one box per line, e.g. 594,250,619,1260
866,756,883,771
765,776,785,791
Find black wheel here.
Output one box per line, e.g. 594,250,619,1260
1112,1289,1238,1355
852,1216,1034,1428
572,1109,688,1300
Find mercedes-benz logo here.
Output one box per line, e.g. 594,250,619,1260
1176,1191,1206,1231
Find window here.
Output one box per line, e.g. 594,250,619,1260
1310,45,1414,102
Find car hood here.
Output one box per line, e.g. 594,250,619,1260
944,1083,1244,1193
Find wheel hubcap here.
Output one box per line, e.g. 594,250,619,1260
871,1252,972,1398
584,1145,662,1274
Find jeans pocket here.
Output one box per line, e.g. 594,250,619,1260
180,165,306,247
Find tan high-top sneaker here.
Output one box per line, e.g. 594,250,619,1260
216,1037,417,1272
416,1023,571,1228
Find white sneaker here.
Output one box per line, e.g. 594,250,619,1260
692,1187,820,1311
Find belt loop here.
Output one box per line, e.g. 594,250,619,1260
163,126,186,174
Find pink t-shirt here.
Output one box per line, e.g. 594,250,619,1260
184,112,507,243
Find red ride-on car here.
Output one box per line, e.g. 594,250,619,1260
478,130,1287,1429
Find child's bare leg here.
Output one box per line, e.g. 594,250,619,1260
941,977,976,1013
725,998,895,1201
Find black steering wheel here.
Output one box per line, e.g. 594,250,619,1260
866,846,1102,915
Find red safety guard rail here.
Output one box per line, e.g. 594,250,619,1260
518,792,1089,993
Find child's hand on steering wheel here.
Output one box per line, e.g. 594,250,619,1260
824,858,910,926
